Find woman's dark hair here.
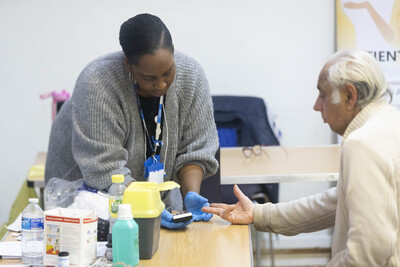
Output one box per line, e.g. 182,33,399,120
119,13,174,65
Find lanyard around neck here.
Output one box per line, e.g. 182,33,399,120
134,82,163,157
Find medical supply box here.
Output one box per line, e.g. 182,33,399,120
122,181,179,259
43,208,98,267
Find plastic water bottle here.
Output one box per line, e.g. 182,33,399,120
21,198,44,264
112,204,139,267
108,174,126,233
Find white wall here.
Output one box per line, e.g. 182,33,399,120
0,0,335,235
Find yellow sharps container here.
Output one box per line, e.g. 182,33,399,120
122,181,179,259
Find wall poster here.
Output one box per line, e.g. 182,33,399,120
336,0,400,108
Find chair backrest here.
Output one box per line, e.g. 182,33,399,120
212,95,279,147
200,95,280,204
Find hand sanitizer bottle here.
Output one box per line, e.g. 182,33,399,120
112,204,139,266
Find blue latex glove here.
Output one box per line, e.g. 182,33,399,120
184,192,213,221
160,209,193,230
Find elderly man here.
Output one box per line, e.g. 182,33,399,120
203,49,400,266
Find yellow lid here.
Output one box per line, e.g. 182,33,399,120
112,174,124,183
156,181,181,191
122,181,180,218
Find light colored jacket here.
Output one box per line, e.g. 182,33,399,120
254,99,400,266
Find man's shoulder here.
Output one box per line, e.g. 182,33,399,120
344,105,400,150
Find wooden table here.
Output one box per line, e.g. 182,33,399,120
27,151,46,188
1,217,253,267
141,217,252,266
220,145,341,184
0,231,20,265
26,152,46,208
31,145,341,188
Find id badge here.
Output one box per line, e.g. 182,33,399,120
148,162,165,184
144,155,165,184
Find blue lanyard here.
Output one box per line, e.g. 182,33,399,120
134,82,163,157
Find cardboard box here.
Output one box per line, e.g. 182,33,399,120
44,208,98,267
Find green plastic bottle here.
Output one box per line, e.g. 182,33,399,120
112,204,139,267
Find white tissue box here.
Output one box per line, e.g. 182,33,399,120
43,208,98,267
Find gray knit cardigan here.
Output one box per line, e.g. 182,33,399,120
45,51,219,190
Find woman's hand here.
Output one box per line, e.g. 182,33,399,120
201,185,255,224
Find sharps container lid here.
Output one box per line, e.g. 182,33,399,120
123,181,180,218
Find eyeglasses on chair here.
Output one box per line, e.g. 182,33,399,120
242,145,288,159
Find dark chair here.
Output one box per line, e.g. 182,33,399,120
213,95,279,204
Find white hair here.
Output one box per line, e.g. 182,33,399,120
326,49,392,107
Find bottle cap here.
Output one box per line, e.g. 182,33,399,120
112,174,124,183
58,251,69,257
28,198,39,204
118,204,133,220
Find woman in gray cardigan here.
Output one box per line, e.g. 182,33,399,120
45,13,219,229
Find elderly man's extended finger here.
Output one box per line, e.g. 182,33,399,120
201,206,222,215
209,203,233,209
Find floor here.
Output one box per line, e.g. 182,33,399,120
250,226,331,267
253,248,331,267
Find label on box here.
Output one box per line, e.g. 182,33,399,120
44,208,98,267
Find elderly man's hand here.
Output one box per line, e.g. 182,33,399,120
202,185,255,224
